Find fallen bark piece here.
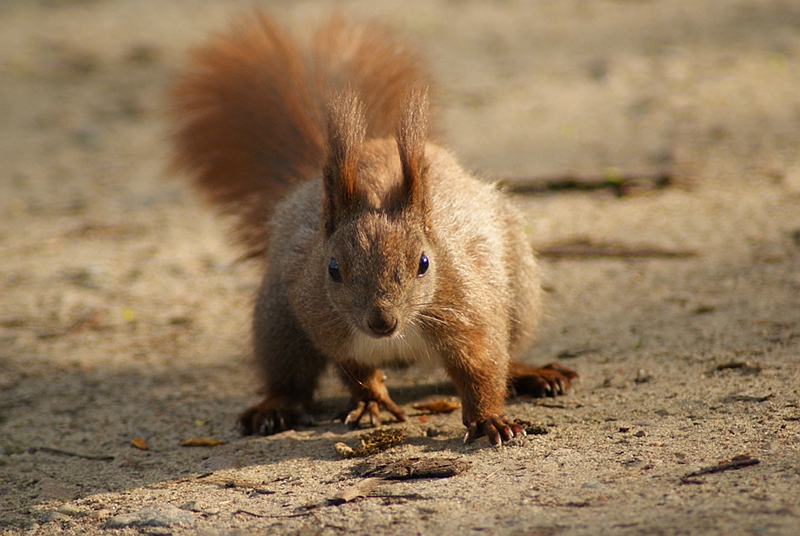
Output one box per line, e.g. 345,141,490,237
681,454,760,483
360,457,470,480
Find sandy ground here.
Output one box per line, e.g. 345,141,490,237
1,0,800,534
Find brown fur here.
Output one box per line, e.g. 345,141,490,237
169,11,576,446
169,12,431,259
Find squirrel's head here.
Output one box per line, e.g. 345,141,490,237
322,90,436,339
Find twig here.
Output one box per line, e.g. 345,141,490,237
715,361,764,373
557,348,600,359
365,493,428,501
35,447,114,461
721,394,774,403
681,454,760,484
233,509,313,519
537,239,696,260
498,172,673,197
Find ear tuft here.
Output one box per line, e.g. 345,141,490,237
323,90,367,234
396,89,429,208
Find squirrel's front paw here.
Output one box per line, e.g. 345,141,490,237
239,401,313,436
342,396,407,429
464,414,525,446
508,361,578,398
338,365,407,428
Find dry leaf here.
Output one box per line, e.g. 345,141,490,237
334,428,406,459
131,437,149,450
412,400,461,414
179,437,226,447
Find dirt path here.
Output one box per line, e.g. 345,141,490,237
1,1,799,534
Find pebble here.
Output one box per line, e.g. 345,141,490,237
179,501,198,512
105,504,196,528
45,512,72,523
56,504,82,517
90,508,112,520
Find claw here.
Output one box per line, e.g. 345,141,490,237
508,361,578,399
239,400,313,436
258,419,269,436
344,401,367,427
338,364,407,429
464,414,525,446
464,422,480,444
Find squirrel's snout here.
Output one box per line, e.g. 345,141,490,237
367,311,398,337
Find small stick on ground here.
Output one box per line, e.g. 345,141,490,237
498,171,673,197
35,447,114,461
681,454,760,484
537,239,697,260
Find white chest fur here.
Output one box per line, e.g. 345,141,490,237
348,324,441,369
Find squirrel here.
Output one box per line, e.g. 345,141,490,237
168,11,577,446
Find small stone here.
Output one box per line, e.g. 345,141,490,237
89,509,112,520
57,504,82,517
634,370,652,383
634,430,648,438
179,501,198,512
44,512,71,523
105,504,196,528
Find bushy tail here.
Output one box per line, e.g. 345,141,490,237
168,12,433,259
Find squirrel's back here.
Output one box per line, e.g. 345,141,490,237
168,12,432,259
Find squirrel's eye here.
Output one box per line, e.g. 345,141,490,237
417,253,429,277
328,258,342,282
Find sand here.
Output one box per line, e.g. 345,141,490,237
1,1,799,534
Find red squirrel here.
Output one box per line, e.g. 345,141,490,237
169,12,577,446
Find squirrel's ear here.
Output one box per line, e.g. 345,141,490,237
395,89,429,211
323,90,367,236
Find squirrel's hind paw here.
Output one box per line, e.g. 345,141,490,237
508,361,578,398
239,401,313,436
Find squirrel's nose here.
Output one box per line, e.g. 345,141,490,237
367,313,398,337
